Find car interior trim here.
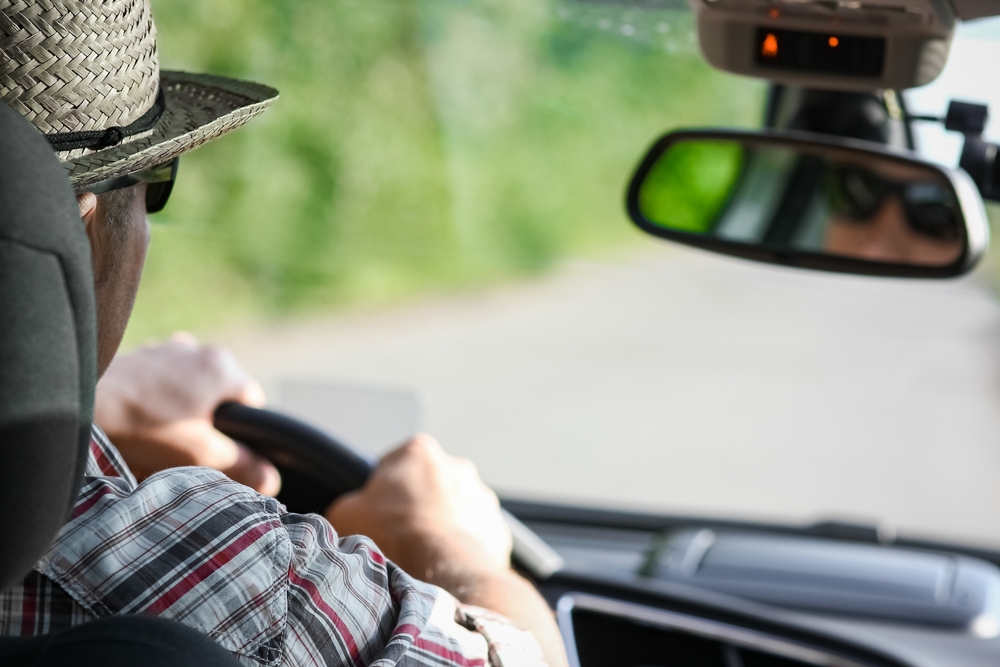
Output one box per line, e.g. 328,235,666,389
557,592,874,667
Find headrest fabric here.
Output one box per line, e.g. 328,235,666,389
0,102,97,592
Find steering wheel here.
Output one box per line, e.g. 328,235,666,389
213,402,563,580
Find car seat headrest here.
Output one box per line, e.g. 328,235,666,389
0,102,97,592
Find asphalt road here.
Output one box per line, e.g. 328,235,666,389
227,244,1000,549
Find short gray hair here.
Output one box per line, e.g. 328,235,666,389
96,185,141,246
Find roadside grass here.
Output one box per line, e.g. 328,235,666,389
127,0,765,345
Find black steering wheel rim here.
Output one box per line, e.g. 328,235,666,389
214,402,375,514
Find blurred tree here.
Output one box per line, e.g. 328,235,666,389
129,0,764,343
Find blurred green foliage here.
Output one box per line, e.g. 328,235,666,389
638,140,744,233
980,203,1000,288
129,0,765,344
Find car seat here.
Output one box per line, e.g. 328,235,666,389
0,102,241,666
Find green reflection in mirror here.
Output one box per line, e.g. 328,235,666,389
637,140,744,233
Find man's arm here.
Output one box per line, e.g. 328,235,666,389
96,335,567,665
326,436,569,667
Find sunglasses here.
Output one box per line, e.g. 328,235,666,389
81,157,179,214
827,166,960,242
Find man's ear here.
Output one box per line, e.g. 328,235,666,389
77,192,99,255
77,192,97,229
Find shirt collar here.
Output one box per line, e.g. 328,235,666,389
86,424,138,488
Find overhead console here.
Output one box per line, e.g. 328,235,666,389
692,0,956,91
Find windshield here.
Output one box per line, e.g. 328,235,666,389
138,0,1000,549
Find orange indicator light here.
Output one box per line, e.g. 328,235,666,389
828,36,839,47
769,7,780,18
762,33,779,58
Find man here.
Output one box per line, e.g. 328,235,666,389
0,2,565,665
823,163,963,266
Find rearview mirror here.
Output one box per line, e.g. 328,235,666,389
626,129,989,278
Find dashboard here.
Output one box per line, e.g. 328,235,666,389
504,500,1000,667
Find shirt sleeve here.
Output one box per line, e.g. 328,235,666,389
35,464,547,667
279,511,548,667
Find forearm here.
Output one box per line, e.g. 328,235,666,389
464,570,567,667
445,568,568,667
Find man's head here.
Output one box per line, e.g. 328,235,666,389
0,0,277,374
823,161,963,266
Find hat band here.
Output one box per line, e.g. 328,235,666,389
45,90,165,153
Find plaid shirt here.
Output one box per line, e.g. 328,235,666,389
0,426,546,667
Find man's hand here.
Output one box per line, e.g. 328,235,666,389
95,332,281,495
326,435,511,581
326,436,568,667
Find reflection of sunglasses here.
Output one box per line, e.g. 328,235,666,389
80,158,179,214
827,167,960,242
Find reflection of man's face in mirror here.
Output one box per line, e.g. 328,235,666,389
823,161,963,266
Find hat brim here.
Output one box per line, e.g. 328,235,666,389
64,71,278,189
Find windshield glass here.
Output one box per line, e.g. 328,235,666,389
139,0,1000,549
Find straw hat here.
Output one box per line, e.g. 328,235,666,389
0,0,278,189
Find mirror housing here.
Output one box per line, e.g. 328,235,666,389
626,129,989,278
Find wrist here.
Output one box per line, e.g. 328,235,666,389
427,561,520,604
390,526,511,594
